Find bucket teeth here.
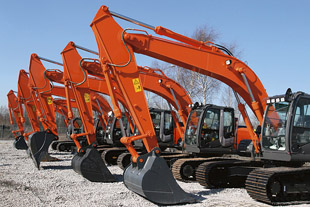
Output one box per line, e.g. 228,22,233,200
13,136,28,150
71,147,116,182
123,148,196,205
28,131,58,169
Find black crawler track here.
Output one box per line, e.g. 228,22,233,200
117,152,131,170
196,159,257,188
101,147,128,165
246,167,310,205
171,157,232,182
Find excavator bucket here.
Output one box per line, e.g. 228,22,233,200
13,136,28,150
71,146,116,182
123,149,196,205
28,131,58,169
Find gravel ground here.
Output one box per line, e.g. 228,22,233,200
0,140,308,207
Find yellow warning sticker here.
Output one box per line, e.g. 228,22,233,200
18,113,21,118
32,105,36,112
84,93,90,103
132,78,142,92
47,96,52,105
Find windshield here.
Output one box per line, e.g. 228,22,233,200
185,109,202,145
164,112,173,134
262,102,289,151
150,111,161,129
291,97,310,149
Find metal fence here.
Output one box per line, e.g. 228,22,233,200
0,125,15,139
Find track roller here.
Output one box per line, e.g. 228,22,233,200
117,152,131,170
101,147,127,165
51,141,58,150
56,141,75,152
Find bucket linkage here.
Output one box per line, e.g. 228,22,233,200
123,148,196,205
71,144,116,182
28,130,59,169
13,135,28,150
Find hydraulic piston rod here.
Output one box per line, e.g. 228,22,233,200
110,10,155,30
37,56,63,66
73,43,99,55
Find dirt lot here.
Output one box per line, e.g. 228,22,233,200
0,140,308,207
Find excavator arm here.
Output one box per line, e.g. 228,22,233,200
29,54,58,136
7,90,24,138
17,70,41,136
17,70,59,164
7,90,28,150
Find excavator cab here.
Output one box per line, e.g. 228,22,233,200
261,89,310,162
150,108,174,144
104,113,131,146
133,108,176,150
184,104,235,154
95,117,105,145
66,118,83,139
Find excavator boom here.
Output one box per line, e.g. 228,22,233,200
7,90,28,150
26,54,62,169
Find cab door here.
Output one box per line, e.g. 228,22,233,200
219,108,235,147
199,108,221,148
184,109,203,152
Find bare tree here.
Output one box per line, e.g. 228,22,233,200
155,25,222,105
190,25,221,104
0,106,11,125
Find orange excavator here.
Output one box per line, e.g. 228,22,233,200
57,42,250,172
17,70,43,145
88,6,310,205
8,90,69,152
7,90,28,150
17,70,40,134
27,54,113,154
47,47,249,173
17,69,60,164
46,57,191,168
56,42,194,181
27,55,61,168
